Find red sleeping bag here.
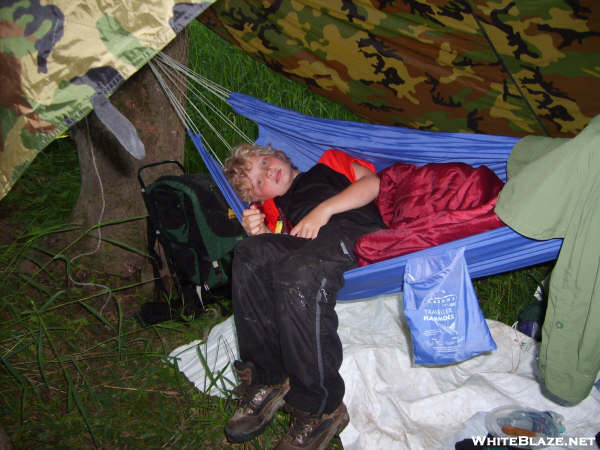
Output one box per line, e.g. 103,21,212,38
354,162,505,266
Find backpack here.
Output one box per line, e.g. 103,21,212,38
137,160,245,324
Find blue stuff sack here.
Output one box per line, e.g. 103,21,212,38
403,247,497,365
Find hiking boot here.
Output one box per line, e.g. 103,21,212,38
225,360,290,443
275,402,350,449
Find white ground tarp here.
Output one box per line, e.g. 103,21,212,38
168,294,600,449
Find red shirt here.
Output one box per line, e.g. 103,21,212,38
262,149,376,232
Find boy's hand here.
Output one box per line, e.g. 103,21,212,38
290,204,332,239
242,204,270,235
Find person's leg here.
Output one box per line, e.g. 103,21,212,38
274,228,358,414
273,227,358,449
232,233,305,384
226,233,305,443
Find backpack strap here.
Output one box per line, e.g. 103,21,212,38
145,205,169,300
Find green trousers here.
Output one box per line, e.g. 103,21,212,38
495,115,600,405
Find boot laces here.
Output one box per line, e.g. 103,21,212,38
237,385,271,415
288,412,321,443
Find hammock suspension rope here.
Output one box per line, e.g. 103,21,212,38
149,52,252,163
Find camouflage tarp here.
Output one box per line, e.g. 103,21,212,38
199,0,600,138
0,0,214,201
2,1,599,202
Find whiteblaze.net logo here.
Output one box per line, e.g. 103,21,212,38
471,435,596,447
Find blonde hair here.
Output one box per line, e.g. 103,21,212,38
223,143,293,202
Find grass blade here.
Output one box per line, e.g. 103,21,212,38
116,297,123,356
195,344,229,396
15,272,51,296
37,322,49,386
71,359,100,410
68,372,99,448
39,290,65,314
79,300,115,331
100,237,151,258
1,354,27,387
0,355,42,402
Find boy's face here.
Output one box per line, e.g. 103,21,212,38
247,155,298,202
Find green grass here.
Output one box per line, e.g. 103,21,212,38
0,139,235,446
0,21,551,449
475,263,551,325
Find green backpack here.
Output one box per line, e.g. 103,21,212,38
138,161,245,323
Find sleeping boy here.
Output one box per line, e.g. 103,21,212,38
222,142,384,449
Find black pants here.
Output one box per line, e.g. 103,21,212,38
231,224,363,415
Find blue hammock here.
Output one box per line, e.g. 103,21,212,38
189,92,562,301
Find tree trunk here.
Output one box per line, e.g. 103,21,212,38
68,30,189,284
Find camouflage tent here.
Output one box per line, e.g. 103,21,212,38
1,0,599,201
199,0,600,137
0,0,214,201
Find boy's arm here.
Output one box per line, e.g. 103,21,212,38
290,163,380,239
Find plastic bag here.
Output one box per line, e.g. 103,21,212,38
403,247,497,365
485,405,565,440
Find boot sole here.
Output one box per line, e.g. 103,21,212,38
225,395,287,443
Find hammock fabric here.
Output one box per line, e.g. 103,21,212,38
190,92,562,301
